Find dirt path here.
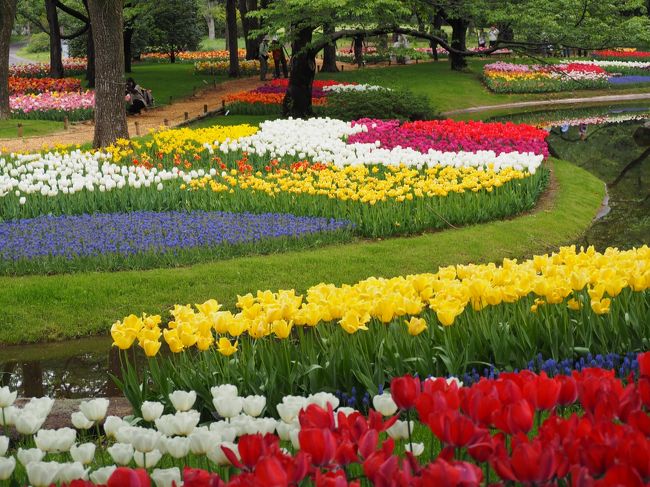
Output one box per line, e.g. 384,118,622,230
442,92,650,116
0,76,265,153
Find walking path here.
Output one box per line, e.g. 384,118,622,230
0,76,264,153
442,92,650,116
9,42,30,65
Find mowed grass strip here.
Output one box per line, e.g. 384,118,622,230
1,159,604,345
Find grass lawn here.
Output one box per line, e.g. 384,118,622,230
0,159,604,345
0,119,64,139
15,48,49,63
319,59,650,112
199,37,246,51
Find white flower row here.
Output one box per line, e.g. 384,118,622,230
0,379,458,484
214,117,544,173
561,59,650,69
0,150,219,203
322,83,390,92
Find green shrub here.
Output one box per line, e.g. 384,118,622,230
321,88,437,121
25,32,50,53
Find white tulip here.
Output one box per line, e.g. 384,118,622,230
0,436,8,456
79,398,110,422
103,416,128,438
35,428,76,453
168,390,196,412
405,442,425,456
132,428,162,453
214,396,243,419
23,397,54,418
18,196,26,205
141,401,165,422
71,411,94,430
210,384,238,400
89,465,117,485
0,388,16,408
107,443,134,466
26,461,61,487
163,436,191,459
206,441,237,466
275,421,295,442
386,420,414,441
134,448,162,468
151,467,181,487
209,422,237,442
242,395,266,417
0,456,15,480
189,429,220,455
0,406,17,426
17,447,45,466
15,411,45,435
56,462,89,483
70,443,95,465
290,428,301,450
372,392,398,416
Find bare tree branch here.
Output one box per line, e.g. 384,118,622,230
56,1,89,23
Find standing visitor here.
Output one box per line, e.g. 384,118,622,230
488,26,499,47
270,37,288,78
259,36,270,81
351,34,364,68
478,30,486,48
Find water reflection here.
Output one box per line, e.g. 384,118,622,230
3,104,649,398
0,336,123,398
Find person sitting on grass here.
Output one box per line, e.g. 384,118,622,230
126,77,153,115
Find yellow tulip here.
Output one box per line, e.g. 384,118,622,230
567,298,582,311
217,337,238,356
405,317,427,336
196,299,222,315
590,298,611,315
272,319,293,339
142,339,162,357
111,329,136,350
339,311,370,334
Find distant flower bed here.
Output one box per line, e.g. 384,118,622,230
142,49,247,63
10,91,94,121
483,62,610,93
8,59,86,78
0,211,352,274
194,59,275,75
608,75,650,85
9,76,81,95
562,59,650,76
592,49,650,61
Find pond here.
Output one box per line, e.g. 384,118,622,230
3,103,649,398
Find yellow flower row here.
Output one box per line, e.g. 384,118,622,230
111,246,650,356
105,124,258,164
183,164,530,203
484,71,555,81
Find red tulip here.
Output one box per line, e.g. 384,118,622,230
390,375,421,410
298,428,337,466
556,375,578,406
493,399,533,434
524,371,561,411
107,468,151,487
254,456,288,487
638,351,650,378
638,377,650,408
299,403,335,430
427,410,487,448
335,439,358,466
419,459,482,487
492,436,557,484
182,467,224,487
598,465,643,487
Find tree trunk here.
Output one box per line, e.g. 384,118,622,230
170,48,175,63
45,0,64,77
448,18,468,71
123,26,133,73
83,0,95,87
224,22,229,50
431,13,443,61
0,0,17,120
87,0,128,148
206,15,215,40
321,23,338,73
239,0,260,60
283,27,315,119
226,0,239,77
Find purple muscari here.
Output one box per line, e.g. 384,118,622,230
608,76,650,84
0,210,352,261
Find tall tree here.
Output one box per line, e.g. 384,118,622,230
147,0,201,63
0,0,18,120
44,0,64,77
86,0,128,147
321,23,338,73
226,0,239,76
239,0,260,59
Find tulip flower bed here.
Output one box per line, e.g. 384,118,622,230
141,49,247,63
592,49,650,61
0,211,352,274
10,91,94,121
483,62,610,93
8,59,87,78
496,105,650,129
111,245,650,409
224,80,358,115
8,76,82,95
4,354,650,485
562,59,650,76
194,60,274,76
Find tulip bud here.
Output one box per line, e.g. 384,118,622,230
107,443,134,466
17,447,45,467
0,457,15,480
141,401,165,422
134,448,162,468
151,467,181,487
168,390,196,412
70,443,96,465
79,398,109,422
89,465,117,485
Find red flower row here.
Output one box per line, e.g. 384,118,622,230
9,76,82,95
62,352,650,487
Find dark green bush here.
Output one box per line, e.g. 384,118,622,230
26,32,50,53
320,88,437,121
